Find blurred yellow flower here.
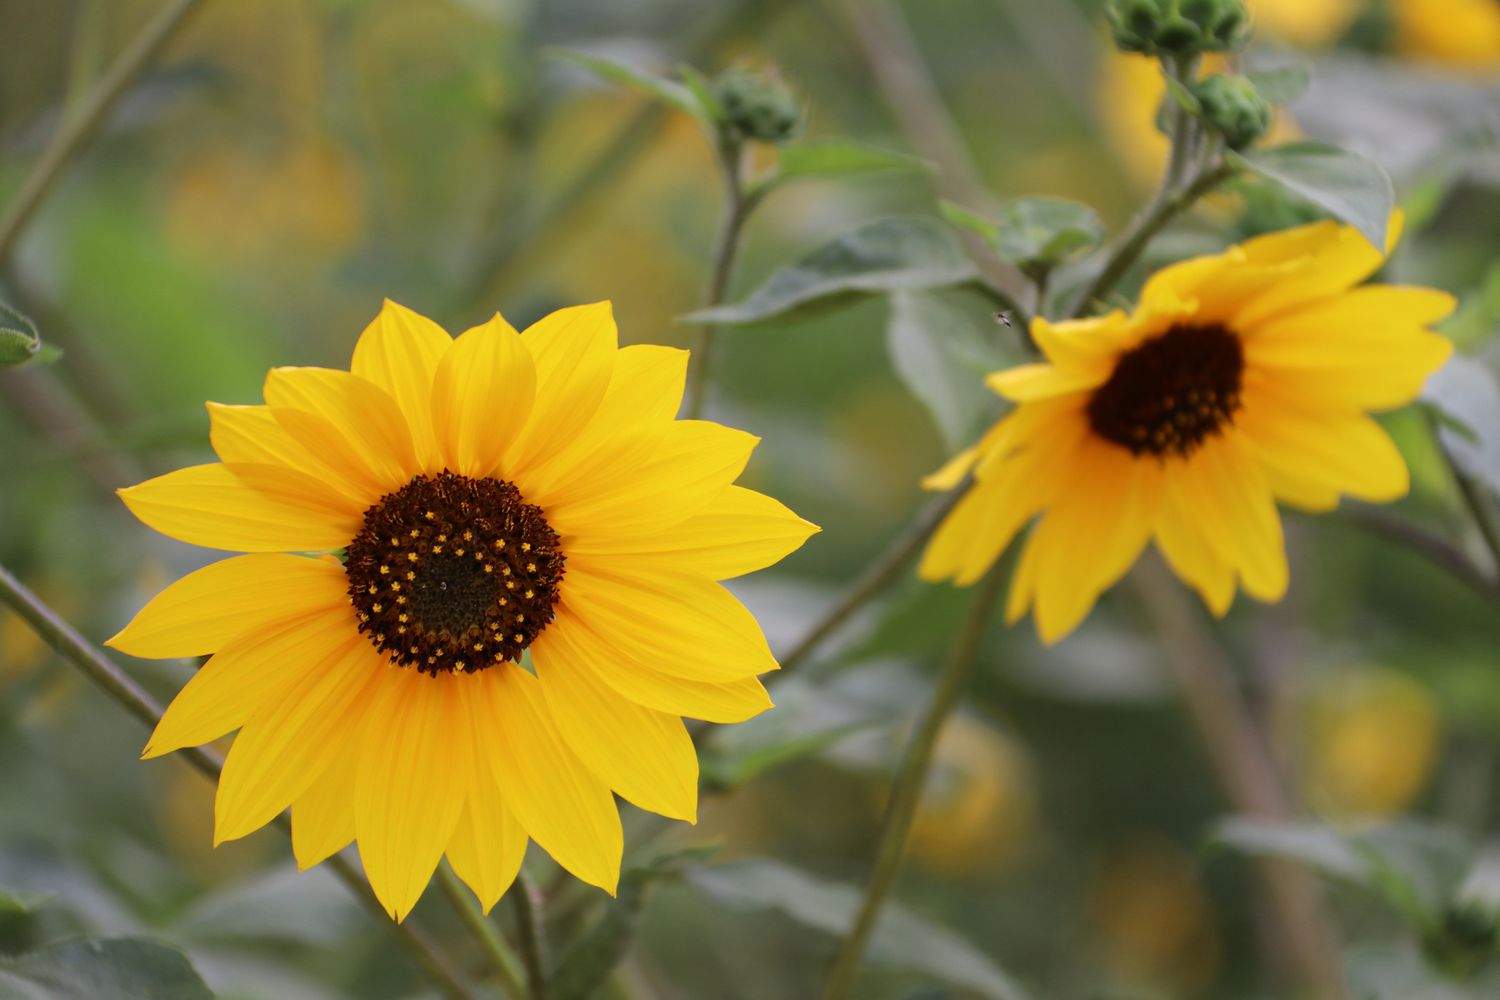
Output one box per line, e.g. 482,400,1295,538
1392,0,1500,70
1092,837,1222,993
1302,667,1441,820
109,300,816,920
1248,0,1362,47
921,216,1453,642
908,715,1035,876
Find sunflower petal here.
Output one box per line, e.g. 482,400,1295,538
108,554,347,658
350,300,452,474
558,569,777,682
565,486,818,581
476,665,622,894
1181,437,1288,603
985,363,1102,401
354,668,470,921
119,463,359,553
431,314,537,479
445,773,527,915
509,302,618,470
291,740,359,869
534,629,698,822
214,637,381,844
1237,406,1410,504
143,608,357,758
265,367,419,493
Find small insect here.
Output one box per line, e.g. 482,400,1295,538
994,311,1012,327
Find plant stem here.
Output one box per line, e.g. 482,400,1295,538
819,564,1009,1000
436,864,529,998
683,141,752,421
513,870,552,1000
1452,464,1500,579
1340,506,1498,597
0,0,207,266
0,562,483,1000
777,489,965,676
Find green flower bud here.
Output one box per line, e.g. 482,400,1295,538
711,67,802,145
1191,74,1271,150
1109,0,1249,57
1422,902,1499,980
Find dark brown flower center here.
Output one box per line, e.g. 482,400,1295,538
1086,323,1244,457
345,472,565,675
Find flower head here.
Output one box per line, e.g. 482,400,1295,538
109,301,817,919
920,215,1454,642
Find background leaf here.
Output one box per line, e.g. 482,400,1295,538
549,49,711,124
687,216,975,325
773,141,926,183
1424,355,1500,499
688,859,1032,1000
0,938,214,1000
1229,142,1395,250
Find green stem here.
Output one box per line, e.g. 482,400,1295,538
513,871,552,1000
683,141,754,421
776,489,965,676
0,0,208,266
435,864,529,998
0,562,482,1000
818,564,1009,1000
1453,465,1500,579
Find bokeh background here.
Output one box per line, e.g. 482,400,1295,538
2,1,1499,998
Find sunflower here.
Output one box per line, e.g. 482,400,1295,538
108,300,817,919
1391,0,1500,70
919,215,1454,642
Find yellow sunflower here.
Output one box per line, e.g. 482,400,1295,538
919,215,1454,642
108,300,817,919
1392,0,1500,70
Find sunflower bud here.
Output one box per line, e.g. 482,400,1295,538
1192,74,1271,150
1422,902,1499,979
711,67,802,145
1109,0,1250,57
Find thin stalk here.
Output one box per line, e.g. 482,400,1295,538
0,0,207,265
819,565,1009,1000
513,870,552,1000
777,489,964,676
683,141,753,421
1453,465,1500,578
0,562,483,1000
1340,506,1498,598
435,865,529,998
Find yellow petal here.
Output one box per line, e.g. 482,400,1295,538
1232,216,1398,329
431,314,537,479
1031,310,1139,374
144,608,357,758
534,628,698,822
351,300,452,474
214,636,382,843
548,421,758,538
207,404,362,503
108,554,347,658
558,570,777,683
565,485,818,581
985,363,1102,402
1005,527,1043,624
354,668,470,921
446,786,527,915
119,463,359,553
509,302,618,470
1179,436,1289,603
475,664,622,894
517,345,687,499
543,618,773,722
1237,404,1410,505
264,367,419,494
1154,475,1237,617
1028,443,1160,643
291,740,359,869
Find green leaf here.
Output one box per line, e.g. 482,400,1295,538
1209,817,1368,882
0,889,48,915
773,141,926,183
938,199,1000,243
0,938,214,1000
699,673,903,789
1229,142,1395,250
0,300,42,367
687,217,975,326
677,64,723,124
1247,65,1310,105
548,49,711,125
551,845,718,1000
886,289,1014,450
1424,355,1500,499
990,196,1105,271
688,859,1032,1000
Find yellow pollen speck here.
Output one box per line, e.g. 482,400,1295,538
463,530,473,541
398,613,409,623
389,537,399,546
409,528,420,538
512,633,523,643
455,547,466,556
406,570,416,581
455,661,465,670
521,542,531,552
372,603,383,612
437,533,447,542
526,562,537,573
473,643,484,652
502,566,512,576
431,544,443,554
524,589,534,599
498,597,508,606
516,614,526,623
379,565,390,575
407,552,419,562
484,564,494,573
506,581,516,590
